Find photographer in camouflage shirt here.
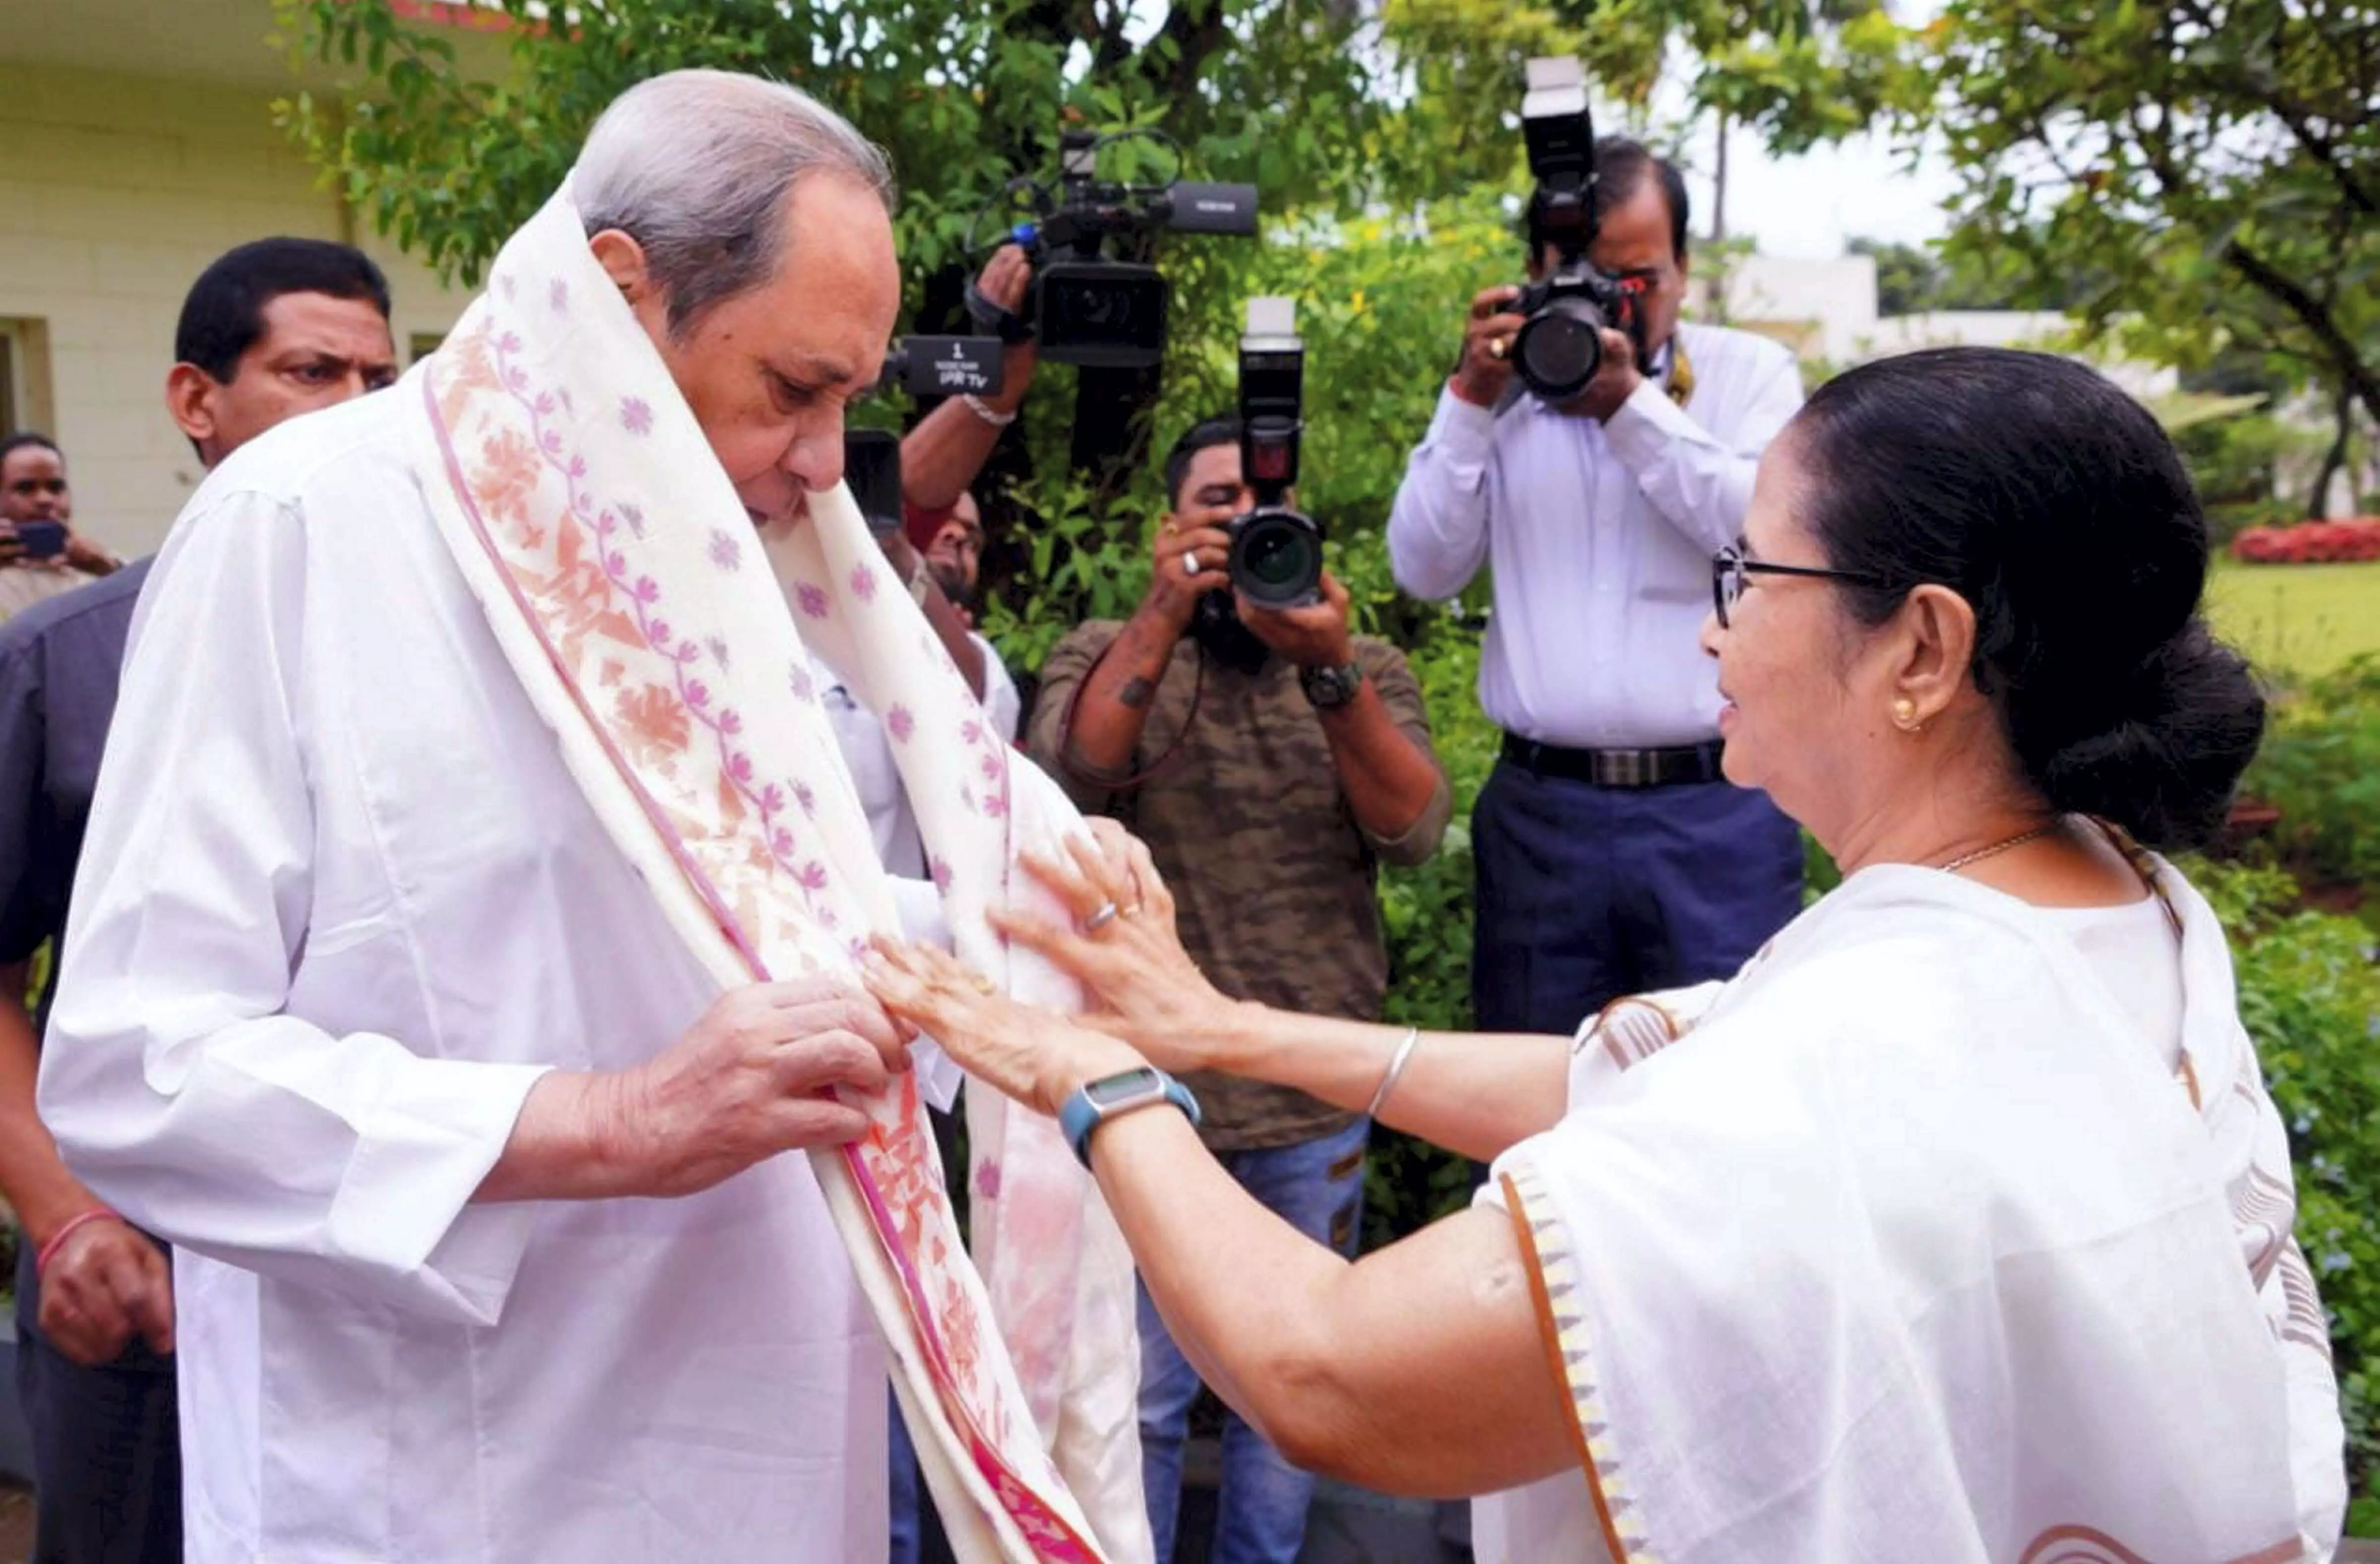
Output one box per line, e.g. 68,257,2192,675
1029,416,1451,1564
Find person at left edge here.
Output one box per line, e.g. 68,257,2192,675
0,237,399,1564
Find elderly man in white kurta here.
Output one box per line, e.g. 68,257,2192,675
37,77,939,1563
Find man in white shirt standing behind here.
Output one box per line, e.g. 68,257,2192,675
1388,136,1806,1046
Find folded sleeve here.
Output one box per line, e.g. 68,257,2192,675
38,487,550,1327
1352,639,1451,867
1386,385,1498,603
1600,341,1803,556
1021,622,1126,815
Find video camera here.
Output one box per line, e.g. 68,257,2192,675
1508,57,1648,402
967,128,1258,371
1225,297,1322,610
844,336,1006,539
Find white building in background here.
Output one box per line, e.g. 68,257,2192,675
0,0,495,558
1712,253,2179,400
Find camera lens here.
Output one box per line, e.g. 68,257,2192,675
1513,293,1606,400
1230,511,1322,608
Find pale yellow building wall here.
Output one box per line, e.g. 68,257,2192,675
0,60,467,557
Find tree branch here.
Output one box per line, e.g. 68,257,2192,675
2222,238,2380,430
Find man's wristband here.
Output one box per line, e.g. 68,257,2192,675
1059,1067,1201,1168
960,393,1017,428
36,1207,122,1277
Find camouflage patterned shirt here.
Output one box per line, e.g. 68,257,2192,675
1028,625,1451,1150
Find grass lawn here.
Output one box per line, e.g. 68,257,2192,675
2205,559,2380,680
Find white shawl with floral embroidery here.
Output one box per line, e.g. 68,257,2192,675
402,184,1149,1564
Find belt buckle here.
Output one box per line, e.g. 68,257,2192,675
1601,749,1650,788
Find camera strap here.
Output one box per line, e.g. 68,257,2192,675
1664,334,1696,409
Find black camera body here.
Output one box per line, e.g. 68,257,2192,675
1508,57,1648,402
845,336,1007,538
1511,263,1643,403
1226,297,1323,610
970,130,1258,371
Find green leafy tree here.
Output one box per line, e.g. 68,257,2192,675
1923,0,2380,466
274,0,1915,1242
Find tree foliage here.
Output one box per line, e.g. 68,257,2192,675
1924,0,2380,432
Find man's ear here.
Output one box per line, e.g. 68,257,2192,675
165,362,218,447
589,229,655,306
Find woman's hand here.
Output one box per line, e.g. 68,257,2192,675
990,822,1245,1073
863,938,1145,1117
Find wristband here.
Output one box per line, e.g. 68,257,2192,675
36,1207,122,1278
1059,1067,1200,1168
960,393,1017,428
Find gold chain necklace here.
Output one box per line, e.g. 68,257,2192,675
1937,821,2062,874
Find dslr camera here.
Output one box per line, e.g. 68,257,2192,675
1508,56,1648,402
844,336,1005,539
1225,297,1322,610
967,128,1257,371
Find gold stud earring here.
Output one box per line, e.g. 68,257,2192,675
1892,697,1919,731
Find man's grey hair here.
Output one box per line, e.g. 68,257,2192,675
576,69,896,336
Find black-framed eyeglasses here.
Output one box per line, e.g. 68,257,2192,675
1710,542,1893,628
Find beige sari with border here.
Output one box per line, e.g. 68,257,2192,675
1477,860,2345,1563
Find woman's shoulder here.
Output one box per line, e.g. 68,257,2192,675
1723,868,2063,1012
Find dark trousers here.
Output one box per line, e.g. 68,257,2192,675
1471,756,1805,1039
1441,760,1800,1554
14,1319,179,1564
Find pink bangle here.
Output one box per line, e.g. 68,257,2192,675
35,1208,121,1279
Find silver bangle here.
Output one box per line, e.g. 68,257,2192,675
1365,1025,1421,1120
960,393,1017,428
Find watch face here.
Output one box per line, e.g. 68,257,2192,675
1304,663,1358,705
1085,1067,1163,1107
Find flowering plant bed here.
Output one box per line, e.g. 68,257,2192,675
2231,517,2380,564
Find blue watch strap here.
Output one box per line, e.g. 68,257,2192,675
1059,1067,1201,1168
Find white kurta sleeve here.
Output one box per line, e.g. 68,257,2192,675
39,487,551,1327
1600,341,1804,555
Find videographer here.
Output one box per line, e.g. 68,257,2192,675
1387,132,1807,1045
898,244,1037,516
1028,417,1449,1564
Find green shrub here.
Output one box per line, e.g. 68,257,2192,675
2192,857,2380,1521
2240,655,2380,898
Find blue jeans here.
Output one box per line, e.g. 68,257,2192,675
1139,1117,1368,1564
889,1387,921,1564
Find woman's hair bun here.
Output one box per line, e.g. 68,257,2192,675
2025,619,2265,851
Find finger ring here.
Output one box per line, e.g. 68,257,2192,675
1182,551,1201,578
1121,901,1143,918
1082,901,1121,932
969,973,996,996
1488,338,1507,360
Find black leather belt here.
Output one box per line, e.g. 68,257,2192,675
1500,732,1726,789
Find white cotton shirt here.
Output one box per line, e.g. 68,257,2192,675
1385,321,1805,748
40,391,887,1564
818,633,1020,881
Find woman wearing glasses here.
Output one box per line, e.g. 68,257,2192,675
866,348,2345,1561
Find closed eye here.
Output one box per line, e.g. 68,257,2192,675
773,373,828,413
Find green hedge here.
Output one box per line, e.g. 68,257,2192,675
2193,859,2380,1526
2242,654,2380,901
